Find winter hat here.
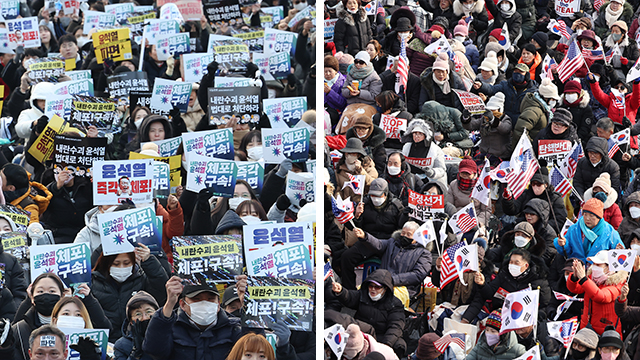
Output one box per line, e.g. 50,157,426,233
611,20,628,33
531,32,549,49
340,138,367,155
564,80,582,94
486,309,502,330
140,143,160,157
335,51,354,65
296,202,315,223
485,92,505,112
416,333,442,359
573,17,592,30
354,51,371,67
577,30,598,44
458,156,477,174
479,51,499,75
538,78,560,100
344,324,365,359
573,327,599,350
598,326,623,349
484,42,504,57
587,250,608,265
369,178,389,197
395,17,413,32
582,198,604,219
126,291,159,320
428,24,445,35
611,0,625,5
530,165,549,184
432,16,450,31
489,28,503,41
353,114,373,130
222,285,240,307
552,108,573,127
433,53,450,72
324,55,339,72
593,173,613,194
454,25,468,37
514,221,535,238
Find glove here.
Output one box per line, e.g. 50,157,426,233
623,116,632,128
424,167,436,178
0,318,11,347
69,337,101,360
103,58,116,76
130,320,149,359
491,116,500,128
207,61,219,75
286,73,297,88
587,73,598,84
196,189,213,212
461,109,472,124
169,106,185,126
276,159,293,178
244,62,260,78
276,194,291,211
299,199,307,208
621,57,629,66
35,115,49,134
271,320,291,347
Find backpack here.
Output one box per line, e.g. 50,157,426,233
625,324,640,359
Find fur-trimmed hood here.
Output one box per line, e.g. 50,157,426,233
401,119,435,145
337,6,368,27
391,229,434,252
586,266,628,286
453,0,486,16
584,186,618,209
561,89,591,108
604,33,630,48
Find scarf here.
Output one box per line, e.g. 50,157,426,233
579,216,606,254
326,73,339,87
478,74,497,85
457,173,477,192
605,3,624,28
534,92,554,121
349,63,374,80
433,73,451,94
451,271,476,306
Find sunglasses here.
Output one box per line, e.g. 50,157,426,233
615,86,626,91
354,60,366,65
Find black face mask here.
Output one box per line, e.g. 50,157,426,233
399,235,413,247
230,309,242,318
33,293,61,316
572,348,589,360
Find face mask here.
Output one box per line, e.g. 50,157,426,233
601,352,619,360
594,191,608,203
512,72,525,83
345,154,358,165
486,332,500,346
60,16,71,28
76,36,91,48
548,99,557,108
187,300,219,326
399,32,411,39
591,265,608,283
399,235,413,247
347,7,358,13
56,315,86,329
500,2,511,10
509,263,524,277
369,292,383,301
455,36,466,43
241,215,261,224
371,196,385,207
631,244,640,251
565,93,579,103
572,348,589,360
565,274,570,282
388,166,401,176
463,3,473,9
247,146,263,161
357,132,368,139
293,1,307,10
629,206,640,218
135,118,144,129
612,33,622,42
576,29,584,36
514,235,529,248
228,197,246,211
594,74,601,82
110,266,133,283
230,309,241,318
34,293,61,316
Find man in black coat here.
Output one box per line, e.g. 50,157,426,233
573,136,621,198
379,64,422,115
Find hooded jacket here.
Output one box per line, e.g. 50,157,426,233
334,269,405,348
0,239,27,308
400,119,447,186
452,0,488,33
559,90,595,146
519,198,559,264
354,192,406,241
122,115,174,159
501,175,567,232
619,191,640,243
418,67,466,110
346,125,387,176
615,297,640,360
418,101,472,149
485,0,522,43
214,210,246,235
594,2,635,39
74,207,102,252
554,217,623,264
465,331,526,360
573,137,621,197
334,7,372,56
9,181,53,225
513,92,551,150
15,82,54,140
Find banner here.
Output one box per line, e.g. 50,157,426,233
285,171,314,208
53,135,107,176
202,0,242,25
92,159,154,205
538,139,572,164
261,128,309,164
185,154,237,196
107,72,150,99
379,114,407,140
0,205,30,232
452,89,485,114
30,243,92,287
172,235,243,284
28,115,69,163
129,153,182,192
150,78,192,113
405,145,439,169
243,221,313,249
237,161,264,193
324,19,338,41
246,243,313,280
243,276,314,331
264,28,297,56
69,95,119,133
7,17,40,49
500,289,539,334
156,32,191,61
158,0,203,20
263,97,307,129
92,28,133,64
142,137,182,157
60,328,109,360
181,52,214,82
207,87,261,125
28,58,65,82
407,189,444,221
607,249,634,273
0,0,20,19
83,10,117,34
182,128,234,160
105,3,134,23
98,206,161,255
555,0,580,16
268,51,291,80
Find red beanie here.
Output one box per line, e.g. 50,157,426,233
564,80,582,94
458,156,477,174
489,28,503,40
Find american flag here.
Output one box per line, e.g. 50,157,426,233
376,0,385,16
557,41,585,82
550,167,572,197
424,276,439,292
594,0,604,11
559,142,584,179
397,38,409,94
440,241,467,288
434,333,466,353
450,203,478,234
559,318,579,348
611,88,626,111
548,19,572,39
324,261,334,281
608,138,621,158
331,195,354,224
506,133,540,199
582,47,605,62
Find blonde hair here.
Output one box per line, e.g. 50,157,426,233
51,296,93,329
226,333,275,360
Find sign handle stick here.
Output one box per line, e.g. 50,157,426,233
138,28,147,72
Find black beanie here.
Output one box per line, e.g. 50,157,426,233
2,164,29,189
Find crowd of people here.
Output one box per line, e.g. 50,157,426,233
323,0,640,358
0,0,318,358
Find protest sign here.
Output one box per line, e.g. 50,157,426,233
243,221,314,250
98,206,162,255
260,6,283,25
246,243,313,280
142,137,182,157
107,72,150,99
144,19,181,43
129,91,152,109
60,328,109,360
264,28,297,56
452,89,485,114
53,135,107,176
214,76,252,88
287,5,315,28
181,52,214,82
30,243,92,287
379,114,407,140
232,29,264,52
159,3,184,22
182,128,234,160
185,154,237,196
28,58,65,82
207,38,250,74
243,276,314,331
125,11,156,43
92,28,133,64
150,78,192,113
69,95,120,133
156,32,191,61
261,128,309,164
172,235,243,284
66,70,92,81
152,161,171,199
555,0,580,16
0,0,20,19
237,161,264,193
52,79,94,96
0,205,30,232
404,145,440,169
408,189,445,221
285,171,314,208
62,0,79,15
93,159,154,205
83,10,117,34
324,19,338,41
538,139,572,164
1,232,28,273
263,97,307,128
105,3,134,23
253,52,276,81
207,87,261,125
0,29,14,54
202,0,243,25
268,52,291,80
129,153,182,191
28,115,69,163
158,0,204,20
7,17,40,49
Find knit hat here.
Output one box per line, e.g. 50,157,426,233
126,291,159,320
611,20,628,32
354,51,371,67
564,80,582,94
428,24,445,35
573,327,599,350
416,333,442,360
486,309,502,330
531,32,549,48
598,325,623,349
458,156,477,174
433,53,450,72
344,324,365,359
593,173,613,195
324,55,339,73
432,16,450,30
489,28,503,41
514,221,535,238
479,51,499,75
454,25,468,37
552,108,573,127
538,78,560,100
530,165,549,184
485,92,505,112
514,63,529,74
582,198,604,219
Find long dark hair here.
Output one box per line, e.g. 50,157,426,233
211,179,258,216
93,252,136,277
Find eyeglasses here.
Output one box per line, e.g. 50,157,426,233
354,60,366,65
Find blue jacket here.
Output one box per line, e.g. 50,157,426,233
142,308,242,360
478,79,538,126
553,219,623,263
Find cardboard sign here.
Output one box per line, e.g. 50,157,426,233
159,3,184,22
107,72,150,99
232,29,264,52
155,32,191,61
261,6,283,25
172,235,243,284
181,52,214,82
202,0,242,25
69,95,119,133
185,154,237,196
0,205,30,232
261,128,309,164
60,328,109,360
408,189,445,221
30,243,92,287
62,0,79,15
0,0,20,19
246,243,312,280
92,159,154,205
268,52,291,80
207,87,261,125
285,171,314,208
263,97,307,129
98,206,161,255
324,19,338,41
237,161,264,193
452,89,485,114
182,128,234,160
538,139,573,164
158,0,204,20
287,5,315,28
264,28,297,56
1,232,28,274
379,114,407,140
92,28,133,64
125,11,156,44
53,135,107,176
28,115,69,163
142,138,182,157
83,10,117,34
150,78,192,113
129,90,152,109
7,17,40,49
0,29,14,54
555,0,580,16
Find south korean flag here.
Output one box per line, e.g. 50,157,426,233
500,289,539,334
607,249,634,273
324,324,349,359
453,243,479,286
513,344,542,360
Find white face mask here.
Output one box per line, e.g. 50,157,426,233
509,263,524,277
56,315,86,329
514,235,530,248
576,29,584,36
591,265,608,283
370,292,383,301
486,332,500,346
564,274,570,282
455,36,466,43
110,266,133,283
187,300,219,326
565,93,579,103
399,32,411,39
76,36,91,48
463,2,474,9
357,132,368,139
500,2,511,10
631,244,640,251
293,1,307,10
345,154,358,165
241,215,261,224
347,7,358,13
548,99,557,108
629,206,640,218
387,166,401,176
135,118,144,129
247,146,263,161
371,196,385,207
182,159,189,170
228,197,246,211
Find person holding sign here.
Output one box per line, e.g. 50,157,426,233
532,108,579,158
400,119,447,185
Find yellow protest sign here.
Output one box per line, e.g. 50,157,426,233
65,58,76,71
28,115,68,163
175,241,239,259
2,234,25,250
128,152,182,190
92,28,133,64
0,85,4,115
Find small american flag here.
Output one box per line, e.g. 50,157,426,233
458,206,477,232
331,195,354,224
506,133,539,199
440,241,467,288
434,333,466,353
582,47,605,62
611,88,626,111
548,19,572,39
559,142,584,179
594,0,605,11
397,38,409,94
608,138,621,158
376,0,385,16
324,262,334,281
550,167,572,197
560,318,579,348
557,41,585,82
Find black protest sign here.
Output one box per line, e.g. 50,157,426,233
208,87,261,125
202,0,243,26
53,135,107,177
107,72,150,99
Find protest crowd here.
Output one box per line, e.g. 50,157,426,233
0,0,318,358
323,0,640,358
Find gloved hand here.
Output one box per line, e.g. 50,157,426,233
623,116,632,128
271,320,291,347
69,337,101,360
621,57,629,66
166,57,176,76
286,73,298,89
275,159,293,178
207,61,219,76
587,72,598,84
244,62,260,78
461,109,472,123
276,194,291,211
0,318,12,347
169,106,185,126
35,115,49,134
491,116,500,128
130,319,149,359
503,187,513,200
103,58,116,76
196,189,213,212
424,167,436,178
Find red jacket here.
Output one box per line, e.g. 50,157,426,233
156,201,184,264
567,270,626,336
604,203,623,230
590,81,640,149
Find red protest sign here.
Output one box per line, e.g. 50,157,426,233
538,139,572,163
408,189,444,221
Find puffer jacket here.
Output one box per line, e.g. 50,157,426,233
334,7,372,56
334,156,378,203
381,161,424,207
452,0,489,34
346,125,387,175
485,0,522,43
476,112,513,159
74,207,102,252
418,101,472,149
400,119,448,186
418,67,466,110
567,267,627,335
91,258,169,341
594,2,634,39
354,192,407,241
554,217,623,264
156,201,184,264
9,181,53,225
446,179,491,225
477,78,538,126
486,229,547,266
589,79,640,128
573,137,621,197
325,72,347,113
465,332,526,360
619,191,640,243
334,269,405,349
362,230,433,297
502,187,567,233
379,71,421,115
0,240,27,308
559,90,595,146
514,0,536,38
513,92,552,150
15,82,54,140
341,67,382,106
532,120,579,156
